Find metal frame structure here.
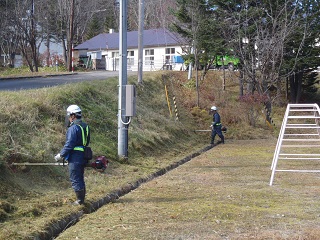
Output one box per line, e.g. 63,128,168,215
270,103,320,186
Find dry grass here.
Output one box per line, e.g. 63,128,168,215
0,70,298,239
56,139,320,240
0,72,212,239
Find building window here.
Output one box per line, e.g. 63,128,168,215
145,49,154,65
165,48,175,64
112,51,134,68
112,51,134,57
111,52,119,71
165,48,175,55
127,51,134,66
112,52,119,58
127,51,134,57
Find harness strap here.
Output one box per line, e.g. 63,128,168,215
73,124,89,151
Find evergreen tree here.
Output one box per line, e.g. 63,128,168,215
171,0,225,73
209,0,320,104
86,16,102,40
281,0,320,103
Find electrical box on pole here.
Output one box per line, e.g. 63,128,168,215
125,85,136,117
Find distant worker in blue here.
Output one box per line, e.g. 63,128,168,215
55,105,90,205
210,106,224,145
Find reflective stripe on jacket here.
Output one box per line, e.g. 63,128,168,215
73,125,90,152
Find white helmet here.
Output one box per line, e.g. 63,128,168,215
211,106,217,111
67,105,82,117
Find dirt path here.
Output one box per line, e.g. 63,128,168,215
56,139,320,240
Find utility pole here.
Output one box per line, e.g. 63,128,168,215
68,0,75,72
118,0,128,159
137,0,144,84
188,41,193,80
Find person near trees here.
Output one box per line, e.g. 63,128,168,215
210,106,224,145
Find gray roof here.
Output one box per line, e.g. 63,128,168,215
75,28,186,51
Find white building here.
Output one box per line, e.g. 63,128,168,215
74,28,187,71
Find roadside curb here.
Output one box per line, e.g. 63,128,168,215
33,144,215,240
0,73,77,81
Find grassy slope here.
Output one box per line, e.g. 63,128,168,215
0,68,319,239
1,71,243,239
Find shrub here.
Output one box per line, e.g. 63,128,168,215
239,93,269,127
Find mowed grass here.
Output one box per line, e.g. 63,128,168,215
56,139,320,240
1,69,316,239
0,72,211,239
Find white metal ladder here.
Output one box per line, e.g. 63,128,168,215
270,103,320,186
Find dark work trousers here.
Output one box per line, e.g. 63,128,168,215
211,125,224,144
68,151,86,192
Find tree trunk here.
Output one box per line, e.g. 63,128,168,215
295,72,303,103
222,57,226,91
289,72,303,103
239,71,244,96
195,48,199,107
68,0,75,72
30,0,38,72
45,29,50,67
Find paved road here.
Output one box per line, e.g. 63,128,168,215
0,71,137,91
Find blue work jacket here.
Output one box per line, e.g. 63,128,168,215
60,119,90,163
212,112,221,127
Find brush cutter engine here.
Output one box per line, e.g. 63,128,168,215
221,126,227,133
90,156,109,172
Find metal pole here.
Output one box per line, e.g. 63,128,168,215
72,44,74,72
137,0,144,84
118,0,128,159
188,41,193,80
11,162,67,166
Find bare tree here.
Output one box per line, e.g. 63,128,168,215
12,0,41,72
129,0,177,30
0,0,19,67
214,0,313,103
1,0,182,70
47,0,102,69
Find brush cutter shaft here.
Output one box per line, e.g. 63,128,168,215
11,162,67,166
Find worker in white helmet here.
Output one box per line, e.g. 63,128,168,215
210,106,224,145
55,105,90,205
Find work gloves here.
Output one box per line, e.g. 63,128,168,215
54,153,63,162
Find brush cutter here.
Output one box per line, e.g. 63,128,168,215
11,161,68,166
11,156,109,172
195,126,227,133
